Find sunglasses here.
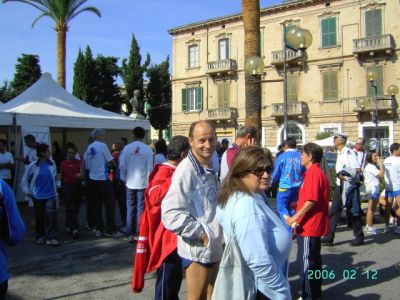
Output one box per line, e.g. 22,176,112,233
245,165,274,177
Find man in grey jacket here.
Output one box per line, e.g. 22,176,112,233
162,120,223,300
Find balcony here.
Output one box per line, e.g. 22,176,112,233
353,96,394,113
271,101,308,118
206,59,237,76
271,49,303,66
206,107,238,121
353,34,395,57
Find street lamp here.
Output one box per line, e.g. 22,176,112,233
245,25,312,142
367,69,398,153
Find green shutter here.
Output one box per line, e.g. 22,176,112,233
182,88,188,112
323,71,338,100
321,18,337,47
218,83,230,108
197,87,203,111
367,66,383,96
366,9,382,37
287,75,298,103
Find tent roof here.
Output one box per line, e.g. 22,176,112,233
0,73,149,130
313,136,334,147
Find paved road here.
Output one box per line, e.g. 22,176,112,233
6,201,400,299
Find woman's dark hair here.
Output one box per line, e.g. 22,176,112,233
365,150,377,166
218,147,273,207
167,135,190,161
155,139,168,156
302,143,323,163
36,143,49,158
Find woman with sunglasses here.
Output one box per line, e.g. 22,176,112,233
217,147,292,300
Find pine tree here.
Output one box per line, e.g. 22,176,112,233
146,56,171,139
0,81,13,103
121,34,150,112
11,54,41,96
93,55,122,113
72,48,85,99
84,46,96,105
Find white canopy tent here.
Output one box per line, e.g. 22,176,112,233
0,72,149,130
313,136,335,147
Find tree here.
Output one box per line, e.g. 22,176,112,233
72,48,85,99
92,55,122,113
121,34,150,112
72,46,96,105
0,81,13,103
3,0,101,88
315,132,332,140
242,0,261,142
11,53,42,97
146,56,171,139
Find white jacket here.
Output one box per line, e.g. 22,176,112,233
161,151,223,263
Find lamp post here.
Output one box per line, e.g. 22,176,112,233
367,70,398,153
245,26,312,142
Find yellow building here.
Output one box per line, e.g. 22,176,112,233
168,0,399,152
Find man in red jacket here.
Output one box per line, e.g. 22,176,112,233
132,135,190,299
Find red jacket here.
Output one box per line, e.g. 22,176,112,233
132,163,178,293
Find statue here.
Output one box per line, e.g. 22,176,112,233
129,89,145,119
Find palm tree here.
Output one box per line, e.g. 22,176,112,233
3,0,101,88
242,0,261,142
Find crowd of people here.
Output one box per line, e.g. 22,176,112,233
0,121,399,299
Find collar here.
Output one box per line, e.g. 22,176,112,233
188,150,215,175
337,146,349,155
35,159,54,167
285,148,297,152
231,143,240,151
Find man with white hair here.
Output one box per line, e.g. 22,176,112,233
83,129,117,237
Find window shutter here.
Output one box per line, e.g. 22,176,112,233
323,72,330,100
225,39,229,59
181,88,188,112
323,71,338,100
287,75,298,103
331,72,338,99
197,87,203,111
367,66,383,96
321,18,336,47
218,83,230,108
366,10,382,37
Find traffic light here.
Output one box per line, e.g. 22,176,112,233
372,111,378,125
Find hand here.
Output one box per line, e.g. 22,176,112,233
200,231,209,247
285,216,296,227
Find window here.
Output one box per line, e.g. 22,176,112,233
182,87,203,112
218,83,230,108
218,38,229,60
321,17,337,47
287,74,298,103
281,123,303,145
367,66,383,96
188,44,199,68
323,71,338,101
365,9,382,37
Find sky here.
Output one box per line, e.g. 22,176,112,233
0,0,281,92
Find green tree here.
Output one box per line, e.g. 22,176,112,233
11,53,42,97
0,81,13,103
72,48,85,99
146,57,171,139
3,0,101,88
121,34,150,112
315,132,332,140
93,55,122,113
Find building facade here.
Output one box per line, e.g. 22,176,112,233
168,0,399,152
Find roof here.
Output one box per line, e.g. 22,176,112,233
168,0,322,35
0,73,149,130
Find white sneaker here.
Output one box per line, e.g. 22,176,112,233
394,226,400,234
365,227,380,235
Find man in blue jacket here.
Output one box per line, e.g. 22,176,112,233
272,137,305,226
0,179,26,298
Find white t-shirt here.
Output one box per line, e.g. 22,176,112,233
0,151,14,179
364,163,380,194
383,156,400,192
84,141,113,181
119,141,153,189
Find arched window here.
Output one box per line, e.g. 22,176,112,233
277,121,305,145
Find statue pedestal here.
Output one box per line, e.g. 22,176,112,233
129,113,145,119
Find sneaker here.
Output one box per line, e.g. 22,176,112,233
72,230,80,239
46,239,60,247
127,235,135,243
365,226,380,235
36,237,45,245
95,230,103,237
383,224,390,233
350,239,364,247
394,226,400,234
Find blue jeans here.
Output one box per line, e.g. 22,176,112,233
276,187,300,226
125,188,145,235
